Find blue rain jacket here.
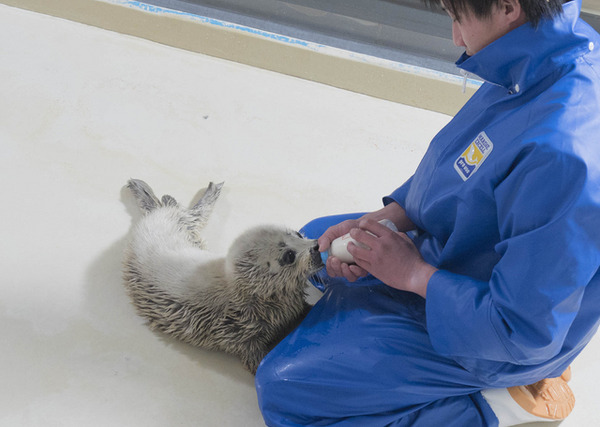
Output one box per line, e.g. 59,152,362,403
386,0,600,381
256,2,600,425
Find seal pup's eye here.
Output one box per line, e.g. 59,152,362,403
279,249,296,266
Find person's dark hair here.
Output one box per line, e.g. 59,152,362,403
422,0,565,26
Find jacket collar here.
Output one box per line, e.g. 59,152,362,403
456,0,590,94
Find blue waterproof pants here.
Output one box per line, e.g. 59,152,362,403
255,214,500,426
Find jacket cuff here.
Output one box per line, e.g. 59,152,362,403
425,270,514,363
383,176,413,207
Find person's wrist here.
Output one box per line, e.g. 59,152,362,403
364,204,400,224
409,262,437,299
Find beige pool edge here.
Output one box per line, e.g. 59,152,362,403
1,0,478,116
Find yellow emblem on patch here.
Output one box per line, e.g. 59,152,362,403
454,131,494,181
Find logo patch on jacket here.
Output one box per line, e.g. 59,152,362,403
454,131,494,181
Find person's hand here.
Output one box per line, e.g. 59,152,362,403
318,218,370,282
347,218,437,298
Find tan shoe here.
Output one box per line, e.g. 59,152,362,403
507,367,575,420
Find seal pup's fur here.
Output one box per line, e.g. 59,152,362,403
123,179,322,373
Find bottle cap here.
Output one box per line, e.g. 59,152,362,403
320,251,329,264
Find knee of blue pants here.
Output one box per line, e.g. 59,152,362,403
254,362,282,426
255,366,292,425
256,354,316,426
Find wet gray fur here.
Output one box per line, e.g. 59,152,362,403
123,179,322,374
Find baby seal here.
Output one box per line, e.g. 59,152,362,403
123,179,323,374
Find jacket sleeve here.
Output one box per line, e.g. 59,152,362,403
425,145,600,364
383,176,413,208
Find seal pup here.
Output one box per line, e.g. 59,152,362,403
123,179,323,374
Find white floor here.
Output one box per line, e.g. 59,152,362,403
1,4,598,426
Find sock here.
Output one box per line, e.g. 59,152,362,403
481,387,556,427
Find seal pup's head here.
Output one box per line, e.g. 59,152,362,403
225,226,323,297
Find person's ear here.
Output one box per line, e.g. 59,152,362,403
499,0,527,26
